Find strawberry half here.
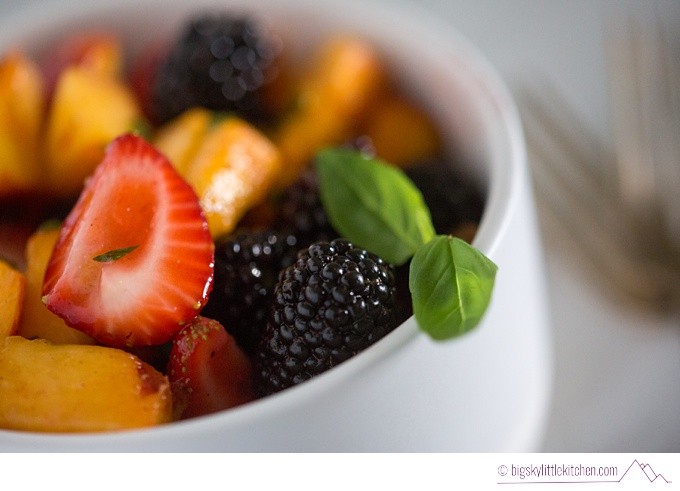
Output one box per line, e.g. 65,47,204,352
42,134,214,348
168,316,254,419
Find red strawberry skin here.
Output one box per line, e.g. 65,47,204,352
42,134,214,348
168,316,254,419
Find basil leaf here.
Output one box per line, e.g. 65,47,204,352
409,235,497,340
93,245,139,263
316,147,436,265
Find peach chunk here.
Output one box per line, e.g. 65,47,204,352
363,94,441,167
0,51,45,197
274,37,386,187
18,224,95,345
0,259,25,339
44,66,142,197
0,336,173,432
155,112,281,238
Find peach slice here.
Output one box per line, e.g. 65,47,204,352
155,112,281,238
18,224,95,345
0,336,172,432
44,66,143,196
0,51,46,197
273,37,386,187
363,94,441,167
41,31,123,99
153,107,213,175
182,116,281,238
0,260,25,339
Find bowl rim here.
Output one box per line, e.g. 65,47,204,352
0,0,526,446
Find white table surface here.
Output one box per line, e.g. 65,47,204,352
0,0,678,453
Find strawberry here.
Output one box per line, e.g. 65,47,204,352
42,134,214,348
168,316,254,419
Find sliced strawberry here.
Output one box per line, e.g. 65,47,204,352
42,134,214,348
168,316,254,419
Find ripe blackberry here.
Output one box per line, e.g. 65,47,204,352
273,170,337,247
255,239,397,396
151,13,281,125
201,229,300,355
405,159,484,235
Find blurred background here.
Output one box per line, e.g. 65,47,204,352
0,0,678,452
414,0,680,453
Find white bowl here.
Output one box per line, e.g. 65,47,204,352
0,0,552,451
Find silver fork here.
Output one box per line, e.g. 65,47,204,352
517,15,680,312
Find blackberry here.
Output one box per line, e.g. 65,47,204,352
273,170,337,247
405,159,485,235
151,13,281,125
201,229,300,355
271,137,379,246
255,239,397,396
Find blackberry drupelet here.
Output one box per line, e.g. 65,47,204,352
255,239,397,396
273,170,337,247
201,229,300,355
151,13,281,125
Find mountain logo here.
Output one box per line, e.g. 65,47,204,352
619,459,671,484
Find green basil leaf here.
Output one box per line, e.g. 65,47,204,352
315,147,436,265
409,235,497,340
93,245,139,263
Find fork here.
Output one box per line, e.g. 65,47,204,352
517,15,680,312
606,13,680,256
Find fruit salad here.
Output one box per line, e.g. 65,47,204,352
0,11,492,433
